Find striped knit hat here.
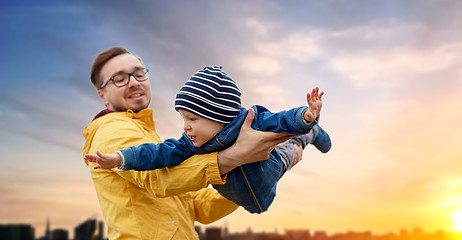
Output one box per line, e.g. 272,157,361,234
175,66,241,124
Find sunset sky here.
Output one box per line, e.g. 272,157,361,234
1,0,462,238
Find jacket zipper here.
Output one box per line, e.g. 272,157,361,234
216,135,263,213
239,166,263,213
215,136,225,147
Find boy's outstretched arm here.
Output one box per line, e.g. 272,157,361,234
303,87,324,122
84,150,122,169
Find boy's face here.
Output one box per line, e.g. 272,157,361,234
178,109,225,147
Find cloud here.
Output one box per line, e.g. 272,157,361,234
241,18,272,38
238,24,322,77
231,17,461,107
311,18,462,88
330,41,462,88
0,88,95,153
240,56,281,76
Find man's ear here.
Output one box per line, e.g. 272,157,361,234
98,89,109,107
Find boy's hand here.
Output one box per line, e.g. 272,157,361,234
84,150,122,169
304,87,324,122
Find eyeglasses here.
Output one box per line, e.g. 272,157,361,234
99,68,149,89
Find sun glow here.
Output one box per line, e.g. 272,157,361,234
451,209,462,232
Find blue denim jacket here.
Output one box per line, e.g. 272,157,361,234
120,105,317,213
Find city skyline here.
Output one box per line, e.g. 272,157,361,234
1,0,462,236
1,218,104,240
3,218,462,240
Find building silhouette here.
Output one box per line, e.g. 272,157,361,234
35,218,70,240
45,219,51,240
205,227,223,240
0,224,34,240
313,230,329,240
74,218,104,240
51,229,68,240
74,219,95,240
285,229,310,240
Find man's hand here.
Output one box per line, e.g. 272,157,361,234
304,87,324,122
84,150,122,169
217,108,296,175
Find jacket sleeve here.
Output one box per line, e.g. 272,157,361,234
190,188,238,224
119,135,194,171
88,119,226,198
251,105,317,135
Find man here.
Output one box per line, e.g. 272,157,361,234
82,47,298,239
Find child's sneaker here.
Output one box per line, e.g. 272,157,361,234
312,125,331,153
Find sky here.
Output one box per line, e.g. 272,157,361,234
1,0,462,237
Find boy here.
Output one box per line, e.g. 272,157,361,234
85,66,331,213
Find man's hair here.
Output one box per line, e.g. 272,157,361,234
90,47,130,88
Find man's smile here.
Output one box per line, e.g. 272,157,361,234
127,91,144,99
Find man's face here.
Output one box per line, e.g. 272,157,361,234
97,53,152,112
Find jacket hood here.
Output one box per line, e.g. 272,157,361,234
82,109,154,165
93,109,116,121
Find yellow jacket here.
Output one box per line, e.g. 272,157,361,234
82,109,238,240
